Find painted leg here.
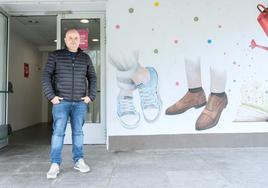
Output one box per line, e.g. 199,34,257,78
166,57,206,115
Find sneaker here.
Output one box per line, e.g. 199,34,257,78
46,163,60,179
74,159,91,173
117,95,140,129
137,67,161,122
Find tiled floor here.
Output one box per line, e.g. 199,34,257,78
0,124,268,188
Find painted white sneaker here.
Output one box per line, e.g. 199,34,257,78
137,67,162,122
74,159,91,173
117,95,140,129
46,163,60,179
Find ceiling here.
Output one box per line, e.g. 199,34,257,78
10,16,101,48
1,1,105,49
11,16,57,46
0,0,107,15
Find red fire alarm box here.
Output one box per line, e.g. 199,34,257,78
24,63,29,78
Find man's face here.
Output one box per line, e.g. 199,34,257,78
64,30,80,52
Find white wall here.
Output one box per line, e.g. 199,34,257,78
107,0,268,136
8,31,43,131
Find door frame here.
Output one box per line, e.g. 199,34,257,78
57,13,106,144
0,8,10,148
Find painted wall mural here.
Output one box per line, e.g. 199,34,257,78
107,0,268,136
235,3,268,122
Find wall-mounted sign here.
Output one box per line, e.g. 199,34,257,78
78,29,89,50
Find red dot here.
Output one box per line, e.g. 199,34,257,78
115,25,120,29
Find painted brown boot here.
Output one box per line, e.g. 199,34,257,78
165,89,207,115
195,93,228,130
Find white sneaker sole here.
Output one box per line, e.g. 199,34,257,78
46,171,59,179
74,166,90,173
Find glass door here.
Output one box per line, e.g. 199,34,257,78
57,13,106,144
0,11,9,148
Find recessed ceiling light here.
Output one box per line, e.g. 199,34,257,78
54,39,57,42
80,19,89,23
28,20,39,24
92,39,99,42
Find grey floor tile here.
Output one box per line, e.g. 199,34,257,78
166,170,235,188
109,171,171,188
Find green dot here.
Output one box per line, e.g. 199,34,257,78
194,17,199,22
154,49,159,54
128,8,134,13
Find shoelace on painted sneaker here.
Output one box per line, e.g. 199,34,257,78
137,84,158,109
118,96,136,115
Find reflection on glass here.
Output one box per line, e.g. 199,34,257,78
0,13,7,128
0,13,7,92
61,19,101,123
0,95,5,126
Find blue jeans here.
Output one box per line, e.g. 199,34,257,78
50,100,87,164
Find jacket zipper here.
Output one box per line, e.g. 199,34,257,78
72,58,75,101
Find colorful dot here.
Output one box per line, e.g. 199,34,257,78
207,39,212,44
176,81,179,86
154,49,159,54
194,17,199,22
128,8,134,13
154,1,159,7
115,24,120,29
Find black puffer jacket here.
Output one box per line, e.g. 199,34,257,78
42,48,97,102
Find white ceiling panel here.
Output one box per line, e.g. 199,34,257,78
0,0,107,15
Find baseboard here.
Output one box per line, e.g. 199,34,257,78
108,133,268,151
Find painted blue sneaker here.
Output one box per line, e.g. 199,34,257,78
137,67,161,122
117,95,140,129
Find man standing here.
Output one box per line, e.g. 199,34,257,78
42,29,97,179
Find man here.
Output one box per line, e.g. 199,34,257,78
42,29,97,179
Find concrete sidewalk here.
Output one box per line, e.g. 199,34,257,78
1,144,268,188
0,124,268,188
